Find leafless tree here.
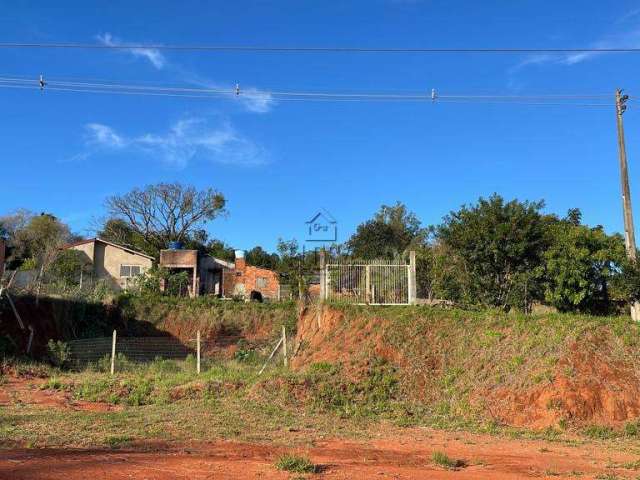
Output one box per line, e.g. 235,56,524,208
105,183,226,250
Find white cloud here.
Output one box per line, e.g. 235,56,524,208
86,123,125,148
509,10,640,78
83,117,267,168
179,69,275,113
96,32,166,69
95,33,274,113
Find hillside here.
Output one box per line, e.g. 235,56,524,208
293,304,640,430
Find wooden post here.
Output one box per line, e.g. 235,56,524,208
408,251,417,305
616,89,640,321
6,293,25,330
282,325,288,367
258,337,283,375
26,326,34,354
319,249,326,301
110,330,117,375
196,330,201,374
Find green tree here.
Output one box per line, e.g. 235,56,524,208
1,211,72,270
48,249,93,286
437,194,548,310
246,246,279,269
207,239,235,262
99,218,155,256
542,222,625,313
347,202,426,259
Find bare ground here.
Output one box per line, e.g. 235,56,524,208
2,377,640,480
2,431,640,479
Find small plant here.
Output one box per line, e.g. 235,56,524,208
583,424,616,440
275,454,319,474
106,435,132,449
47,340,71,368
431,451,466,470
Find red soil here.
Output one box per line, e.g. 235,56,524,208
1,430,638,479
293,306,640,429
0,377,120,413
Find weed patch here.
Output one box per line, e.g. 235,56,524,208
275,455,319,474
431,451,466,470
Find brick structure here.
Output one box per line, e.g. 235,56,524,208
159,248,280,301
222,250,280,301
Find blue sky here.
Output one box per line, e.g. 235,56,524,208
2,0,640,252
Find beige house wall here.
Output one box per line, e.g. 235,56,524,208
70,240,153,290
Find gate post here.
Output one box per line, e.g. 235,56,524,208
319,249,326,301
408,251,417,305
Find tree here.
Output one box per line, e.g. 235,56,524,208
0,211,72,270
98,218,153,256
246,246,279,270
49,249,93,286
437,194,548,311
542,223,625,313
105,182,226,250
347,202,426,259
207,239,235,262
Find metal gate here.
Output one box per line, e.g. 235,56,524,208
321,252,416,305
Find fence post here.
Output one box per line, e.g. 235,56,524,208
365,264,371,304
282,325,288,367
319,249,326,301
408,251,417,305
26,326,34,354
196,330,201,374
110,329,117,375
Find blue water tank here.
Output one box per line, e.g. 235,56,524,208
168,241,183,250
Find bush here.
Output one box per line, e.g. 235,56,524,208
47,340,70,368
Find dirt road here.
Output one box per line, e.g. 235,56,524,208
2,429,638,480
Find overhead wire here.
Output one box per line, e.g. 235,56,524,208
0,75,619,106
1,42,640,54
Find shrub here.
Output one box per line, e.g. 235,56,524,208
47,340,71,368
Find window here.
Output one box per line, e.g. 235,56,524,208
256,277,267,288
120,265,143,278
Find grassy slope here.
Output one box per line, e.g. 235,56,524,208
295,303,640,430
3,303,640,449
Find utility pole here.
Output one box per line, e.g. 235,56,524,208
615,88,640,321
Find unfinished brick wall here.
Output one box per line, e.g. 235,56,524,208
222,261,280,300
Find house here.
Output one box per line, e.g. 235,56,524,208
66,238,154,290
159,248,279,301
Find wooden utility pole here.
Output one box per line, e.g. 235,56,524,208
615,89,640,321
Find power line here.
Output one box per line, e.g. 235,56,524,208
0,75,618,106
1,42,640,54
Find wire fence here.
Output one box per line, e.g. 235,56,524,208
66,329,291,374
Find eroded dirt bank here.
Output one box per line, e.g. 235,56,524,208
293,305,640,430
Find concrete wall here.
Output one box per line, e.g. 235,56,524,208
160,249,198,267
